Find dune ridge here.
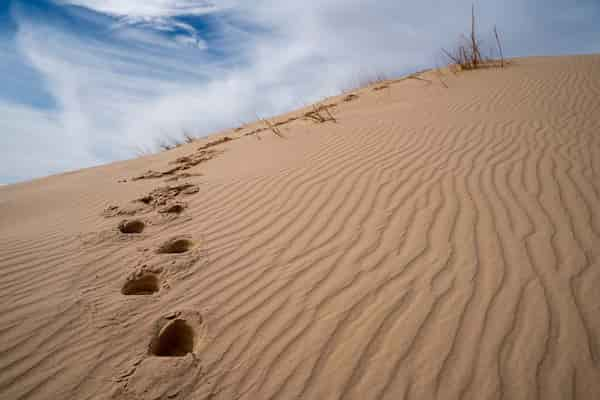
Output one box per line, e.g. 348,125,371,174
1,55,600,400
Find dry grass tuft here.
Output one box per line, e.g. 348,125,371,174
442,5,505,71
157,137,183,151
183,130,196,144
304,104,337,124
261,118,285,138
156,129,197,152
358,73,389,88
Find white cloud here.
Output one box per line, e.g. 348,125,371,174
56,0,233,18
174,34,208,49
0,100,99,183
57,0,233,52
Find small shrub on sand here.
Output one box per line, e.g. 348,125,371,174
304,104,336,124
155,129,198,152
442,5,505,71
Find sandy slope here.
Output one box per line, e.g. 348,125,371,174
1,54,600,400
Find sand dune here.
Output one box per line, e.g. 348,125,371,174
1,54,600,400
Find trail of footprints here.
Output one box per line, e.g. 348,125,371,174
102,153,211,398
96,104,357,397
103,183,198,218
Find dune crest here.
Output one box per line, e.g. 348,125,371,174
1,55,600,400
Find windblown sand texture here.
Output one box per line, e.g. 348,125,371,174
1,55,600,400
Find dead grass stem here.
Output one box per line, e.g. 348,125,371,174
261,118,285,138
304,104,337,124
442,4,504,71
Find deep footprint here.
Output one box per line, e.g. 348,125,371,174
150,320,195,356
121,273,160,295
148,311,205,357
118,219,145,234
159,203,186,214
157,237,194,254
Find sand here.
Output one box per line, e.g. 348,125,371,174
1,54,600,400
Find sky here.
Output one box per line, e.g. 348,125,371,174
1,0,600,184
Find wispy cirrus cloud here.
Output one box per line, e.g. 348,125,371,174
58,0,237,48
56,0,232,17
1,0,600,184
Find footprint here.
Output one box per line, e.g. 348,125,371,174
102,202,147,218
149,311,206,357
121,273,160,295
157,236,194,254
159,203,186,214
132,148,220,181
113,313,206,398
180,185,199,195
118,219,146,234
135,184,200,209
151,320,194,357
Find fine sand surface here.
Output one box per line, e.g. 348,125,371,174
1,54,600,400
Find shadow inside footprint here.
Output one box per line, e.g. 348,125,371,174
122,273,159,295
150,319,195,357
119,219,145,234
157,237,194,254
159,203,186,214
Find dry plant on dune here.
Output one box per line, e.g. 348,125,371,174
155,130,198,152
261,117,285,138
358,72,389,88
433,65,449,88
157,136,182,151
182,130,196,144
494,25,505,68
304,103,337,124
442,5,505,71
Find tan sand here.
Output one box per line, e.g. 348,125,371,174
1,54,600,400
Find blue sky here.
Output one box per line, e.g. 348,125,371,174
1,0,600,184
